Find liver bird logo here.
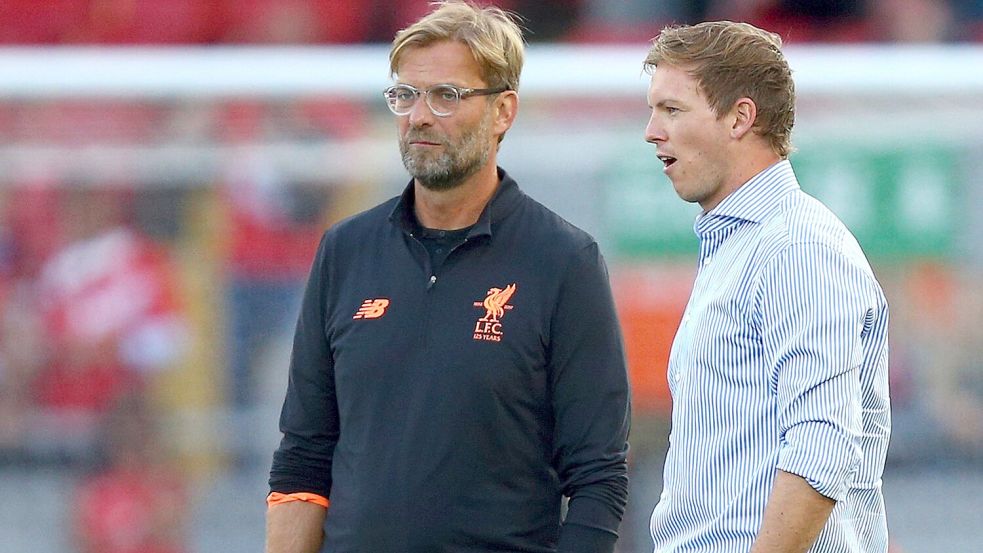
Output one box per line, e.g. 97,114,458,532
478,283,516,322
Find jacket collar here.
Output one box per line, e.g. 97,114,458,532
388,166,523,239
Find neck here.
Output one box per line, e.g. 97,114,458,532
414,162,499,230
736,152,782,186
704,147,782,212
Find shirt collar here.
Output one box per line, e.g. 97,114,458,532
388,166,523,239
695,159,799,236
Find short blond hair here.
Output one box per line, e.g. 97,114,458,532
389,1,525,91
645,21,796,158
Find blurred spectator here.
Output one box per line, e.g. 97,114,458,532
887,263,983,465
216,102,332,467
0,183,59,463
954,0,983,40
511,0,581,41
358,0,450,43
707,0,874,43
73,392,188,553
867,0,956,42
64,0,222,44
0,0,89,44
572,0,676,42
220,170,331,466
2,178,64,280
220,161,327,408
219,0,370,43
28,187,187,464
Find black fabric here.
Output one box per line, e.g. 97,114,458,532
557,523,618,553
270,168,630,553
416,225,472,271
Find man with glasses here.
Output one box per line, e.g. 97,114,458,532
265,2,630,553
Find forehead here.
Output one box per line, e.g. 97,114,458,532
395,40,485,87
647,63,703,103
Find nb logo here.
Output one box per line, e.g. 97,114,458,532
353,298,390,319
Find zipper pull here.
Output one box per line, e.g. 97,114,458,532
428,275,437,289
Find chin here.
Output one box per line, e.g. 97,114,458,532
417,175,465,191
670,184,692,202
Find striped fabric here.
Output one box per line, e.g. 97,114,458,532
649,160,891,552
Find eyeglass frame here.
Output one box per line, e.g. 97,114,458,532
383,83,510,117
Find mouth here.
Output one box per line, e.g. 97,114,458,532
407,135,443,147
657,154,677,169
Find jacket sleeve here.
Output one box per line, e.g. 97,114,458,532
549,241,631,550
268,232,339,498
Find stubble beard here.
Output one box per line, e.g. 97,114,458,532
399,112,493,191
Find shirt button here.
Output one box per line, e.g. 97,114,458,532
703,255,712,266
436,248,443,254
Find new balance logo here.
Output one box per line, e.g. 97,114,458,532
353,298,390,319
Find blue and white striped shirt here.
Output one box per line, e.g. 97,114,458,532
650,160,891,552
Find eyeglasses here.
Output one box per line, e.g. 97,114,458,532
383,83,509,117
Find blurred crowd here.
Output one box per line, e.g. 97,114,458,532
0,94,344,551
0,161,336,553
1,0,983,45
0,183,191,551
0,95,351,464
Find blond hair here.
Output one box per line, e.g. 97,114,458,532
389,1,525,92
645,21,796,158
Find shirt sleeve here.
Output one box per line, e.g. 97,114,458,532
268,233,340,498
549,241,631,545
557,522,617,553
758,242,878,501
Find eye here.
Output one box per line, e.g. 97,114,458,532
394,87,416,102
434,86,459,102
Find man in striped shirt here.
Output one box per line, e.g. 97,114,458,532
642,22,891,552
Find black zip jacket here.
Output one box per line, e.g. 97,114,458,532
270,168,631,553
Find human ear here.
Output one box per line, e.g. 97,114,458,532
731,98,757,139
493,91,519,136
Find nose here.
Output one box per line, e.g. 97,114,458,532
644,112,666,145
407,95,435,127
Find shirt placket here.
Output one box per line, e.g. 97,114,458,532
668,227,725,394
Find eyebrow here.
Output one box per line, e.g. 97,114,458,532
649,98,683,110
395,81,468,88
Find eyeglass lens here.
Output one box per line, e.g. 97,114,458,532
388,85,460,116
